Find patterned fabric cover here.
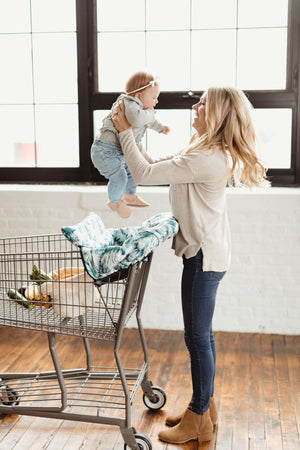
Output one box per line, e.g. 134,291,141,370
61,212,178,280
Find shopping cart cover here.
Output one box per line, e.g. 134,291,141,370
61,212,178,280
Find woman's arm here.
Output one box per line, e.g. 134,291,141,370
112,101,214,185
119,129,194,185
137,142,179,164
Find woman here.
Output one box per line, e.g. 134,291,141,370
112,87,268,444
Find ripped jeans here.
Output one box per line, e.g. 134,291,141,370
181,248,226,415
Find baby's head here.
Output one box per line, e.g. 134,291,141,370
125,72,160,109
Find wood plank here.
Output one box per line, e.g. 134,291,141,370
0,326,35,371
214,333,238,449
273,335,299,447
207,331,231,450
232,333,250,450
262,334,283,450
0,328,51,446
214,331,229,413
0,414,36,450
248,333,265,440
148,330,185,446
281,439,300,450
284,336,300,441
249,438,267,450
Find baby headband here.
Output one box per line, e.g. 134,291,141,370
126,77,159,95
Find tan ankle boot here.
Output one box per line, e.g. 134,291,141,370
165,400,192,427
165,397,217,428
209,397,218,426
159,408,213,444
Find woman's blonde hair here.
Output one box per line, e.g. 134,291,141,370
187,87,269,188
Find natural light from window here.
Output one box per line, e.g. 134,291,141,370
0,0,79,168
0,0,292,172
95,0,291,170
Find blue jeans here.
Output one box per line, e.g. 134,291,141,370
91,139,137,203
181,248,226,415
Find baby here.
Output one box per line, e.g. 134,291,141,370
91,71,170,218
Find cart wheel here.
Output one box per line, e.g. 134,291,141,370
124,433,152,449
143,386,166,410
0,387,20,406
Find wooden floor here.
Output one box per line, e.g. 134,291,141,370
0,327,299,450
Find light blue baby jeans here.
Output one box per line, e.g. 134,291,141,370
91,139,137,203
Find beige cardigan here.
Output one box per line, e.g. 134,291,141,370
119,129,231,271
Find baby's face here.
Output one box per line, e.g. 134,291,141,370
138,84,160,109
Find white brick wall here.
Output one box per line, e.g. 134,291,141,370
0,185,299,334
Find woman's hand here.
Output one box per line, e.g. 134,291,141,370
112,101,132,132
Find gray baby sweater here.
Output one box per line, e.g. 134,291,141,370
98,94,165,144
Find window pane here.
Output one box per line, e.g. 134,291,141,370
35,105,79,167
237,28,287,90
0,34,33,103
146,109,191,160
98,32,145,92
93,110,110,138
97,0,145,31
146,0,190,30
192,0,237,29
31,0,76,32
253,109,292,169
32,33,78,103
191,30,236,91
238,0,288,27
0,105,35,167
0,0,31,33
146,31,190,91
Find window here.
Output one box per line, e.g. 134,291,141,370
1,0,299,185
0,0,81,181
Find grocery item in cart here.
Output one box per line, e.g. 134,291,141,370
39,269,99,318
7,288,34,310
7,265,100,318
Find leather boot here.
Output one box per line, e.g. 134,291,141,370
209,397,218,426
165,400,192,427
165,397,217,428
158,408,213,444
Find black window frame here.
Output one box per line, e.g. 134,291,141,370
1,0,299,186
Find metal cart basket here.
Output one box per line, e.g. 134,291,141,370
0,233,167,449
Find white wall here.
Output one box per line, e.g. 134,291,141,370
0,184,299,335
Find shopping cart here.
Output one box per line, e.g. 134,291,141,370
0,227,171,449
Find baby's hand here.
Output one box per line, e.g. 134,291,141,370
162,126,170,135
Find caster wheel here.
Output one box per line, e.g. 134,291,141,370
143,386,166,410
124,433,152,449
0,386,20,406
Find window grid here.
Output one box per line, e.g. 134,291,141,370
0,1,79,169
0,0,299,186
96,0,289,93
